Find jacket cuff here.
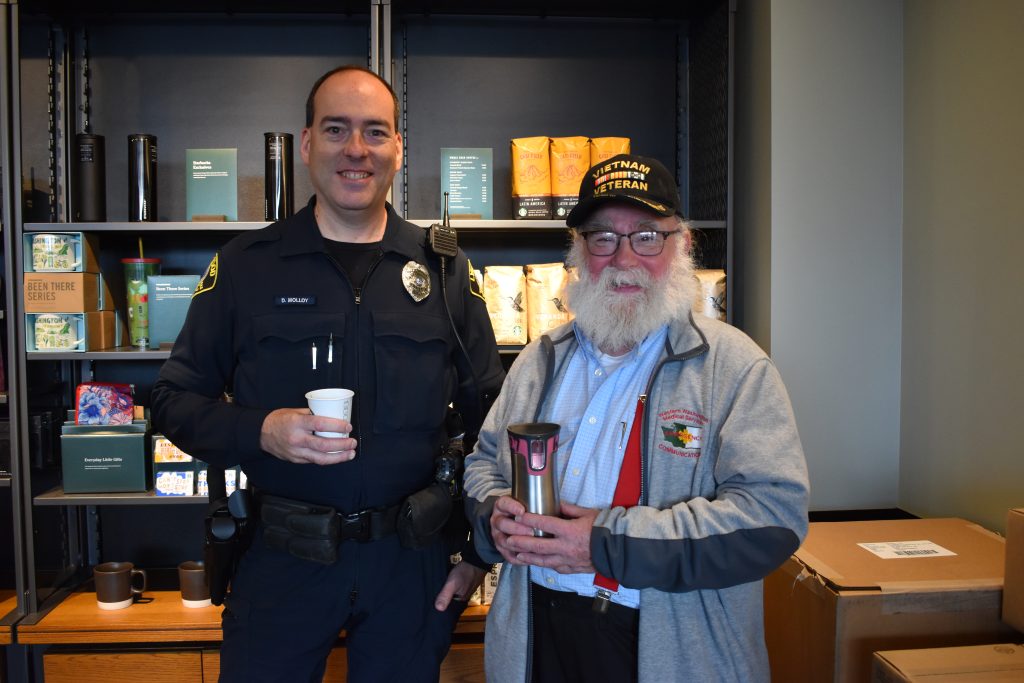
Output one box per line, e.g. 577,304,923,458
235,407,272,464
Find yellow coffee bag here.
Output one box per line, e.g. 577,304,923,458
550,137,591,220
590,137,631,167
511,136,552,219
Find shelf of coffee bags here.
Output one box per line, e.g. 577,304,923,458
24,221,272,233
34,486,210,506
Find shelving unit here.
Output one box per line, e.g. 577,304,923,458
2,1,732,679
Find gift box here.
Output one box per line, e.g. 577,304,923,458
23,231,101,273
152,434,196,496
26,311,124,352
61,419,151,493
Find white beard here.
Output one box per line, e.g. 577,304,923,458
564,236,698,354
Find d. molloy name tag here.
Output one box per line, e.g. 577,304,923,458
275,295,316,306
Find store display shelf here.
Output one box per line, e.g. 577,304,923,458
0,476,11,488
35,487,208,506
26,346,171,361
24,221,270,233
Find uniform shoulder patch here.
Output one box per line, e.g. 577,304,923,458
194,253,219,297
468,258,485,302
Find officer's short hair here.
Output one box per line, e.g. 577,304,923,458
305,65,401,130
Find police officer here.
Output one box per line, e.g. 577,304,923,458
150,65,505,682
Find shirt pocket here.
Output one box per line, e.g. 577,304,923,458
251,312,346,408
371,311,452,434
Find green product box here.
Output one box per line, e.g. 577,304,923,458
147,275,200,349
60,420,151,493
185,148,237,221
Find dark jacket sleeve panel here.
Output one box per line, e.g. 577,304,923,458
466,494,504,565
590,524,801,592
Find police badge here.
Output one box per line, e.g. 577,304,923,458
402,261,430,302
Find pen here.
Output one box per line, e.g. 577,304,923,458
328,333,334,364
618,421,627,450
312,342,317,370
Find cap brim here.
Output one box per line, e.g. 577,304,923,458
566,194,677,228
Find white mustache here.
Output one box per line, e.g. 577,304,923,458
605,268,651,289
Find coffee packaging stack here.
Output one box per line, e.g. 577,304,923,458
693,269,727,321
525,262,573,341
23,231,125,352
483,265,529,345
511,136,630,220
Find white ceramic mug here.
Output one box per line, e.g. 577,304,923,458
32,233,81,272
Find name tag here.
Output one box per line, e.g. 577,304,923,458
275,295,316,306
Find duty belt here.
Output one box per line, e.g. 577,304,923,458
259,493,401,564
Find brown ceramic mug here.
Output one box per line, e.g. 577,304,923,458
178,560,211,608
94,561,147,610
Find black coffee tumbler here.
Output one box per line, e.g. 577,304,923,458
264,132,293,220
128,134,158,222
74,133,106,221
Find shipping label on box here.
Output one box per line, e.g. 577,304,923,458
24,272,113,313
147,274,200,349
186,148,237,221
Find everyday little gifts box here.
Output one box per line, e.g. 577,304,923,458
61,419,151,493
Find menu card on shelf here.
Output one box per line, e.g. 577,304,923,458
441,148,492,220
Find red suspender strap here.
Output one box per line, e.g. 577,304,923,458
593,394,646,595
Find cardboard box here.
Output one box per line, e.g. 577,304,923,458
26,310,125,352
60,420,151,493
152,434,195,496
23,231,101,273
1004,508,1024,632
764,518,1018,683
24,272,114,312
147,274,199,349
872,643,1024,682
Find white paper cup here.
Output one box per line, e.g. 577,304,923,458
304,388,354,438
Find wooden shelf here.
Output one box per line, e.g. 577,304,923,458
18,590,222,645
0,591,18,645
35,487,209,506
17,590,488,645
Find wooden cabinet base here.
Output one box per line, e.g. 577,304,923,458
44,642,483,682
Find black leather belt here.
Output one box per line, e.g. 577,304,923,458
533,583,639,622
258,493,401,564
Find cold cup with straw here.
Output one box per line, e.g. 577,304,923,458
122,238,160,348
508,422,561,537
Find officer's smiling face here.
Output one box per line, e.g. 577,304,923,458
301,70,403,221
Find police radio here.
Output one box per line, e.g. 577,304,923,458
429,191,458,258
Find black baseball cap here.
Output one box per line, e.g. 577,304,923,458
566,153,682,228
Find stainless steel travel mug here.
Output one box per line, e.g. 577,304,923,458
128,134,158,221
508,422,561,537
264,132,293,220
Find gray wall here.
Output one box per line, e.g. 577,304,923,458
766,0,904,510
901,0,1024,533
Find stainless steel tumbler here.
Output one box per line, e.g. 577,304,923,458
264,132,293,220
508,422,561,537
74,133,106,221
128,133,158,221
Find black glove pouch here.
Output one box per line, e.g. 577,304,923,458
397,482,453,550
260,494,340,565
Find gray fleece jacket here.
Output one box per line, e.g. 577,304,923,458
464,313,809,682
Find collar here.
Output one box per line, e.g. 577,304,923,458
278,197,426,262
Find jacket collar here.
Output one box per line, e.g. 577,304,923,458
278,197,425,262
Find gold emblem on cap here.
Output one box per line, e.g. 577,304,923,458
402,261,431,302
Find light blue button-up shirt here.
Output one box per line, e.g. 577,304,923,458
529,323,668,608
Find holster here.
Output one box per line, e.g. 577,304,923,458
396,482,452,550
260,494,341,565
203,468,253,606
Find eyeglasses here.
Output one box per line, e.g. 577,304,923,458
579,229,681,257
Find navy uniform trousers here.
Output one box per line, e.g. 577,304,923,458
218,527,465,683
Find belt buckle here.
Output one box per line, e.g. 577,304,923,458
340,510,370,542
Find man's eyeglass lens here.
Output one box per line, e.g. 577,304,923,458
583,231,675,256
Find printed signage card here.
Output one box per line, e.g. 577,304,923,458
441,148,492,220
147,274,201,349
185,148,237,221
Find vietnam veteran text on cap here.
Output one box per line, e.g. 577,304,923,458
566,153,682,228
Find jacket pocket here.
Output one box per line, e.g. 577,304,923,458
371,311,452,433
251,312,345,408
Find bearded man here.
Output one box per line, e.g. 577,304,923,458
463,154,810,683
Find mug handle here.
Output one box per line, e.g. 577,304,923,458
131,568,147,598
